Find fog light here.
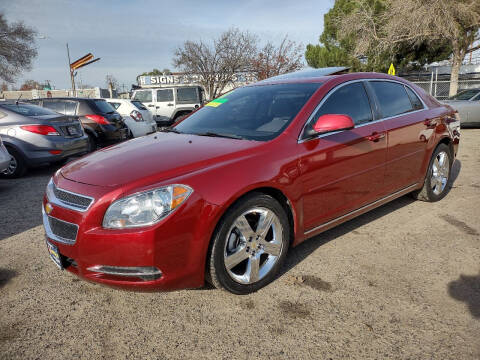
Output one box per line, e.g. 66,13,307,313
87,265,162,281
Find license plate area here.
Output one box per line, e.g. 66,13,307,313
67,125,79,136
46,240,63,270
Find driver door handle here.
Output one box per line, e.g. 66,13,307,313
167,103,174,107
366,132,386,142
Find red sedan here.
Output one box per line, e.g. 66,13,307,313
42,71,460,294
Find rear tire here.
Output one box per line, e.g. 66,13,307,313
86,133,97,152
411,143,453,202
0,147,27,178
207,193,290,295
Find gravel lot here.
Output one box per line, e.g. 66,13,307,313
0,130,479,360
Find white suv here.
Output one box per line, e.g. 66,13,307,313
131,86,204,127
106,99,157,138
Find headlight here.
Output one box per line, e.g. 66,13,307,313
103,184,192,229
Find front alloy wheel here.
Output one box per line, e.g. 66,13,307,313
208,193,290,294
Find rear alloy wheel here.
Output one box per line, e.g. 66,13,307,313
1,148,26,178
208,193,290,294
412,143,452,202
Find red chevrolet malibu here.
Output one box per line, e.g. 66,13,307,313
43,70,460,294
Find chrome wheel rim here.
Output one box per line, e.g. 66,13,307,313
431,151,450,195
2,155,17,175
224,207,283,285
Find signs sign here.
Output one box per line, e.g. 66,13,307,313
138,73,257,87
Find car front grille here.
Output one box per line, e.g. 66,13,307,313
53,185,93,211
47,216,78,244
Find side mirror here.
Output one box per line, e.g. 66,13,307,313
313,114,354,134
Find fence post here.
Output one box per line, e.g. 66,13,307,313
430,71,434,95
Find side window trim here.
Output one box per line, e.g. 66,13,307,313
299,79,375,141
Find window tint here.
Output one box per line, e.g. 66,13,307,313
64,101,77,115
92,100,115,113
314,82,373,126
132,90,152,103
405,87,424,110
43,101,65,114
157,89,174,102
1,103,59,116
176,88,199,104
370,81,413,118
131,100,147,110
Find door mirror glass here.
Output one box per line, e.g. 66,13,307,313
313,114,354,134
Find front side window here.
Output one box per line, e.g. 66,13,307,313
174,83,321,141
176,88,199,104
157,89,174,102
370,81,413,118
132,90,152,103
311,82,373,127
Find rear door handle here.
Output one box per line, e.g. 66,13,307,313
366,132,386,142
147,104,154,107
167,103,174,107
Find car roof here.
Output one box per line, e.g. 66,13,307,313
253,69,410,86
36,97,105,101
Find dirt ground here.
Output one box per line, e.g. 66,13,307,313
0,130,479,360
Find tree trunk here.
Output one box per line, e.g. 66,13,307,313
449,48,463,97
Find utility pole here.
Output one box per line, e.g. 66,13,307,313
66,43,76,95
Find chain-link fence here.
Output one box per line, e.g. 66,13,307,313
411,79,480,100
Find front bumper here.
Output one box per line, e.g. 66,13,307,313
42,176,219,291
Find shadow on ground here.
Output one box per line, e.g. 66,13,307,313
448,272,480,318
0,165,60,241
0,268,17,289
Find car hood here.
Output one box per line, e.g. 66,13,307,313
61,132,260,187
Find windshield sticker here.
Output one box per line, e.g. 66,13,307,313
205,98,229,107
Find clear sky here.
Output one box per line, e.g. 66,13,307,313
2,0,334,90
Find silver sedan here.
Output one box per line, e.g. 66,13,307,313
442,88,480,127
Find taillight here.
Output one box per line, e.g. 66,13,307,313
21,125,59,136
85,114,110,125
130,110,144,122
49,150,62,155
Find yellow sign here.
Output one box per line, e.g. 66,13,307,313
388,63,396,76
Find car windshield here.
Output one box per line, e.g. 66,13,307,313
448,89,480,100
174,83,321,141
1,103,59,117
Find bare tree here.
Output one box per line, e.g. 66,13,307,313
251,36,304,80
0,12,37,83
338,0,480,96
173,28,257,99
19,79,40,91
105,74,118,98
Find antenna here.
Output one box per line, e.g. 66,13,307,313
16,93,23,105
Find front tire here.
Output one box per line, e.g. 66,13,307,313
207,193,290,294
412,143,453,202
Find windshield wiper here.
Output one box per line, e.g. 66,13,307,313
160,127,183,134
195,131,244,140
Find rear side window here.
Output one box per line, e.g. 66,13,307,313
131,101,147,110
109,102,121,110
176,88,199,104
405,87,424,110
157,89,173,102
370,81,413,118
92,100,115,114
314,82,373,125
132,90,152,103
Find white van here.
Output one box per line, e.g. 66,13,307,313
131,86,204,126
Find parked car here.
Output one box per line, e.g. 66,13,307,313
0,136,10,173
0,102,88,178
105,98,157,138
31,98,128,151
131,85,203,127
42,71,460,294
442,88,480,127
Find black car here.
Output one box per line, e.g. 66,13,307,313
31,98,128,151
